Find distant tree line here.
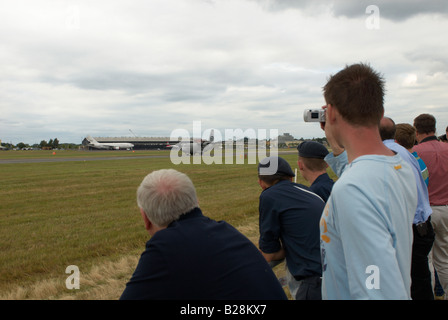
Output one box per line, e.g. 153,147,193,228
3,138,81,150
39,138,59,149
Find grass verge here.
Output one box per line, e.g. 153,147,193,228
0,150,334,299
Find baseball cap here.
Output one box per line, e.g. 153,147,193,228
297,141,329,159
258,156,295,177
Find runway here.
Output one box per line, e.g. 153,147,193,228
0,151,296,164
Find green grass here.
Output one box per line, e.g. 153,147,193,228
0,149,336,299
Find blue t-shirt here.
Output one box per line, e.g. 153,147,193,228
259,180,325,278
321,152,417,299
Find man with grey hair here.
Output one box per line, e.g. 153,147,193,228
120,169,287,300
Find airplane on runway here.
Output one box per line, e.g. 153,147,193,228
167,130,218,155
85,136,134,150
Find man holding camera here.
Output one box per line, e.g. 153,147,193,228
313,63,417,299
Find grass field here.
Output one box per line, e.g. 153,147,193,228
0,149,335,299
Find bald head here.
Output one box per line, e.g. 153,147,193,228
379,117,396,141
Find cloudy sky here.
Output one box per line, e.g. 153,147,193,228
1,0,448,144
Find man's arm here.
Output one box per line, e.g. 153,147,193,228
120,241,169,300
325,150,348,178
260,247,285,262
260,248,285,268
319,106,347,177
258,195,284,266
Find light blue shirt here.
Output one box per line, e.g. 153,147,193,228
383,139,432,224
321,151,417,299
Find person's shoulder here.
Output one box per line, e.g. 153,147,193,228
261,180,292,196
149,214,210,241
291,181,311,190
316,172,334,184
334,156,392,188
440,141,448,150
293,183,324,199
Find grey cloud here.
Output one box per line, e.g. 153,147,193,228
41,60,281,104
405,50,448,74
42,70,226,103
251,0,448,21
334,0,448,21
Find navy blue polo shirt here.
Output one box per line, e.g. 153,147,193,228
309,172,334,203
259,180,325,278
120,207,287,300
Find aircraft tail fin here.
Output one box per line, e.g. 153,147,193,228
86,135,99,144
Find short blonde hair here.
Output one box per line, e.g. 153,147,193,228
137,169,198,227
395,123,416,149
299,156,328,172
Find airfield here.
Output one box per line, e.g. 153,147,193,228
0,148,335,300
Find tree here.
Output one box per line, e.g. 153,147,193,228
17,142,28,149
39,140,48,148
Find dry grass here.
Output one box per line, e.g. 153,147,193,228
0,255,139,300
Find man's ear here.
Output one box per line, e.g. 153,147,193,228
326,104,337,124
258,178,268,190
297,159,304,171
140,208,165,236
140,208,151,231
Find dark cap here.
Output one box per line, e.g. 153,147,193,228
258,156,295,177
297,141,329,159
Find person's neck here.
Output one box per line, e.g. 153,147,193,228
306,171,326,185
343,125,395,163
416,132,435,143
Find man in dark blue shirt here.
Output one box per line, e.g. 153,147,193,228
120,169,287,300
297,141,334,202
258,157,325,300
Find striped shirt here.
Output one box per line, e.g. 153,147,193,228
412,151,429,186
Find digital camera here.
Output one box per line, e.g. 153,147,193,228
303,109,325,122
